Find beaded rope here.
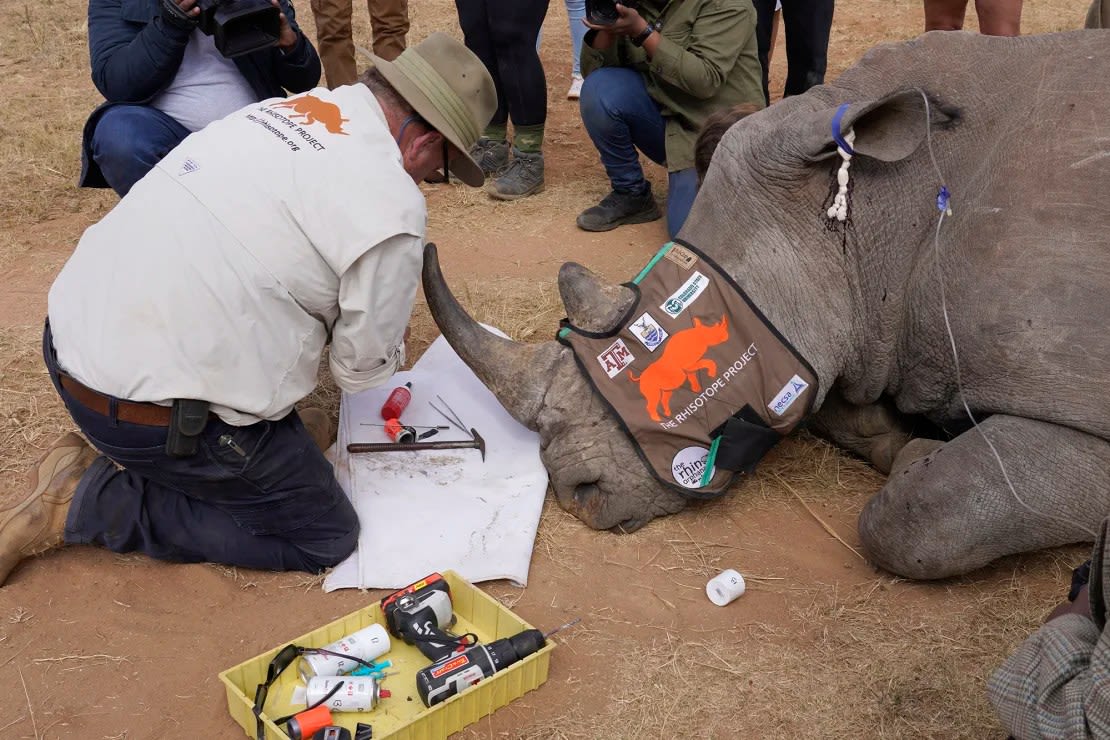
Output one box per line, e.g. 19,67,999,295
826,128,855,222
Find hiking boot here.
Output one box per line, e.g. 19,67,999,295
469,137,510,178
0,432,96,586
299,407,335,453
576,186,662,232
486,148,545,201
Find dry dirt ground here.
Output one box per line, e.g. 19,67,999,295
0,0,1098,738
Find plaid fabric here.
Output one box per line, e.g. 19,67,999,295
988,520,1110,739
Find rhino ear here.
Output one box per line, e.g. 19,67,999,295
801,89,956,163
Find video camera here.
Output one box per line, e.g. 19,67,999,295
196,0,281,58
585,0,637,25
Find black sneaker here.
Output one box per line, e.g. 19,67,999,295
576,186,662,232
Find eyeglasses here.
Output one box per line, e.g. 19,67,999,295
252,644,381,739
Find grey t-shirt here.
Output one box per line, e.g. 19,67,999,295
151,32,258,132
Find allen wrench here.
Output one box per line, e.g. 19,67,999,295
428,395,472,439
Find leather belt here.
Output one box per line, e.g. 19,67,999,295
59,373,176,427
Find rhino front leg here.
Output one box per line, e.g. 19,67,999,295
808,392,919,474
858,414,1110,580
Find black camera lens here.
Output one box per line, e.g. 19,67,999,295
585,0,620,25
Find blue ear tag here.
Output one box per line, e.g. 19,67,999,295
936,185,951,214
830,103,855,155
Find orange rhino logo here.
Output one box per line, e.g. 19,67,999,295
272,94,349,135
628,316,729,422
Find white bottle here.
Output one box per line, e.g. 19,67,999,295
298,623,391,680
304,675,388,711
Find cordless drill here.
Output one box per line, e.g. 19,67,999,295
413,622,583,708
381,573,465,662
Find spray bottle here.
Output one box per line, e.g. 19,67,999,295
380,382,413,420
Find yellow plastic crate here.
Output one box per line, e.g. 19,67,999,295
219,571,554,739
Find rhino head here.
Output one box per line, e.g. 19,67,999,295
422,246,689,532
423,84,956,532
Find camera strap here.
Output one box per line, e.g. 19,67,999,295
643,0,679,31
159,0,199,30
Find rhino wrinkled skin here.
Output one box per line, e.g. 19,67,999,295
424,29,1110,579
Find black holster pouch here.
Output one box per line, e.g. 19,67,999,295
166,399,210,458
711,405,782,475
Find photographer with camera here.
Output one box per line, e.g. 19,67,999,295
0,34,497,588
79,0,321,196
575,0,763,237
988,519,1110,738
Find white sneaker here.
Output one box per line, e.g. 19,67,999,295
567,75,584,100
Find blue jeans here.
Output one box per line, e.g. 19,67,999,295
43,324,359,573
579,67,698,237
565,0,586,77
90,105,191,197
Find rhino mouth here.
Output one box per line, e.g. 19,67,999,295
570,480,607,522
567,480,650,533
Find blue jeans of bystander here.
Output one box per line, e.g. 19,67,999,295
89,105,191,197
565,0,586,76
579,67,698,237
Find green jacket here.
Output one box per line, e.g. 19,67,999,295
581,0,763,172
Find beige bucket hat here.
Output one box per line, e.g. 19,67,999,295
365,33,497,187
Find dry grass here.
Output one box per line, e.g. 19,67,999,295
0,0,1098,737
0,327,69,494
520,568,1065,740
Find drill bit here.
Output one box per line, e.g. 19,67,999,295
543,617,582,640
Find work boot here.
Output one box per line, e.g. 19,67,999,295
469,137,510,178
299,407,335,453
0,432,96,587
486,148,545,201
576,186,663,232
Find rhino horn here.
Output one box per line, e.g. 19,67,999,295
558,262,636,332
422,243,563,430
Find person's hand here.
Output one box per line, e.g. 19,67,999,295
583,3,650,37
1047,584,1093,623
175,0,200,18
272,0,299,50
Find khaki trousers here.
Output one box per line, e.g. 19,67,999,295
310,0,409,87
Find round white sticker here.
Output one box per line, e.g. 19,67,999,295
671,446,712,489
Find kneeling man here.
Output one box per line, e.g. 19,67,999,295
0,34,495,586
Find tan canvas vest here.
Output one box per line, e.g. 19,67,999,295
559,241,818,499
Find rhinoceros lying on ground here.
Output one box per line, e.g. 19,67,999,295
424,28,1110,580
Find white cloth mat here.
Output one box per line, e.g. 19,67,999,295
324,332,548,591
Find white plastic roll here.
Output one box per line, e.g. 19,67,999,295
706,569,746,606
